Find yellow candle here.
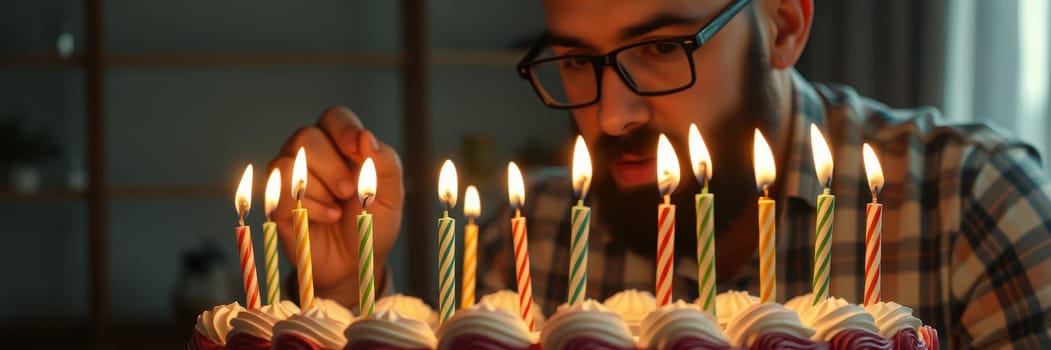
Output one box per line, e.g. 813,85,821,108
462,185,480,309
753,129,777,303
291,147,316,310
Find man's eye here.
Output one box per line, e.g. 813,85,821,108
645,42,681,56
560,56,592,69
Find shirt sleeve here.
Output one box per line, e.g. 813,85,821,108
954,146,1051,349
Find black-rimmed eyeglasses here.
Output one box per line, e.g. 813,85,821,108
516,0,753,109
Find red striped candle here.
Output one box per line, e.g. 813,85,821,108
234,165,261,309
655,134,681,307
862,143,885,306
508,162,537,331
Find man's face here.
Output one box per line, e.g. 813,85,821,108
544,0,755,189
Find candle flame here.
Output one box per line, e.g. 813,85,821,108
464,185,481,218
438,159,458,209
235,164,253,220
753,129,776,193
508,161,525,210
809,124,833,188
358,157,377,209
572,135,593,200
688,123,712,187
291,147,308,201
656,134,681,196
862,143,885,197
265,168,281,218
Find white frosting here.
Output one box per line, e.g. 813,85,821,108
864,301,922,338
479,289,547,330
639,300,730,349
273,305,353,349
712,290,759,329
783,293,816,315
228,300,300,341
436,301,535,350
376,293,439,330
345,309,437,349
800,297,880,341
194,301,245,344
725,302,815,347
315,298,355,322
541,299,635,350
603,289,656,336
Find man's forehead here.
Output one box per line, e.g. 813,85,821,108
543,0,716,48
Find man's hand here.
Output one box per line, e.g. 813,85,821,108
269,106,403,307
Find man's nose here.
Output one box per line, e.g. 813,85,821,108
596,66,650,137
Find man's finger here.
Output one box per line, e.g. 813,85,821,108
316,106,369,160
279,126,356,200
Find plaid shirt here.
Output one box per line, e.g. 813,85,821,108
477,71,1051,349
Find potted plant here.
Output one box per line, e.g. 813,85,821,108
0,118,60,193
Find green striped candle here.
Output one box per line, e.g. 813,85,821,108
261,221,281,305
689,124,716,315
357,158,378,317
809,124,835,305
437,160,459,323
569,136,592,306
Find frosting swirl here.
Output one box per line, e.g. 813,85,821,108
273,305,352,349
436,301,535,350
783,293,816,316
375,293,439,330
479,289,547,330
863,301,921,339
725,302,814,347
228,300,300,341
750,332,827,350
891,327,927,350
639,300,730,349
828,329,892,349
919,326,939,350
540,299,635,350
713,290,759,329
800,297,880,342
193,301,245,344
603,289,656,336
345,309,437,350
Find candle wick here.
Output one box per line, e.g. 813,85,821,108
762,185,770,198
468,217,475,226
576,199,583,207
443,209,449,218
296,200,302,210
238,213,245,228
515,208,521,218
872,193,878,204
663,194,671,205
823,187,831,195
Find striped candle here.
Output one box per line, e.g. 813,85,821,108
812,190,834,305
357,212,375,316
655,134,681,307
438,214,456,323
293,207,316,310
810,124,835,305
462,185,480,309
511,215,537,331
695,189,716,315
864,202,882,305
234,165,261,310
656,201,676,306
569,136,592,306
862,143,885,306
235,226,261,310
437,160,459,323
690,123,715,315
262,221,281,305
753,129,777,303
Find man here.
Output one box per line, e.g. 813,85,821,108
269,0,1051,348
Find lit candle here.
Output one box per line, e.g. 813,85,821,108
263,168,282,306
688,124,716,315
656,134,681,307
290,147,316,310
753,129,777,303
862,143,885,306
357,158,378,317
437,159,459,323
569,135,593,306
462,185,480,309
234,164,261,310
810,124,835,305
508,161,537,331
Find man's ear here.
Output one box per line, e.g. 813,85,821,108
764,0,813,69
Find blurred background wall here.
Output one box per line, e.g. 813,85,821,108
0,0,1048,347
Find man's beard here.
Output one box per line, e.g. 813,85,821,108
589,28,781,259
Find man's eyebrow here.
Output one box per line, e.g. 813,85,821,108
546,32,591,49
619,13,699,40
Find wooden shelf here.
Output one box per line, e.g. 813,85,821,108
0,53,82,68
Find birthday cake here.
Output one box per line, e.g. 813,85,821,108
187,290,937,350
